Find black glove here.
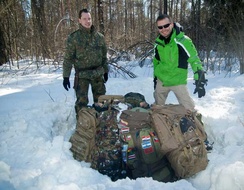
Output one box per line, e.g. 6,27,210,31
193,70,208,98
194,80,206,98
104,73,108,83
153,77,157,90
63,77,70,91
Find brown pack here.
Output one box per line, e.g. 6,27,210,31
120,109,151,131
119,108,177,182
69,107,98,162
150,104,208,178
120,109,163,165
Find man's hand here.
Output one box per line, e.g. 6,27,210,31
193,70,207,98
63,77,70,91
104,73,108,83
194,80,206,98
153,77,157,90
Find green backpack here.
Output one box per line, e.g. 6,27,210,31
119,107,176,182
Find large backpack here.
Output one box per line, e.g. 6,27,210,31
150,104,208,178
90,95,126,181
69,95,126,181
119,107,177,182
69,107,98,162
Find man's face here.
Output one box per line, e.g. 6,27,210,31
79,12,92,29
157,18,173,38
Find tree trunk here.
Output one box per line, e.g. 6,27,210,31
0,22,8,65
31,0,50,60
164,0,167,14
97,0,104,35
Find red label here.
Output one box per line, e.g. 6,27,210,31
144,147,154,154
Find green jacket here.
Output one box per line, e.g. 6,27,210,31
153,24,203,86
63,25,108,79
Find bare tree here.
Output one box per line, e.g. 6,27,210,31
0,0,242,75
203,0,244,74
0,21,8,65
97,0,104,34
31,0,50,61
164,0,167,14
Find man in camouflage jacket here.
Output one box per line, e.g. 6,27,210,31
63,9,108,115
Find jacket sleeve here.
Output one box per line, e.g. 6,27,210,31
153,44,160,77
183,36,203,80
101,38,108,73
63,35,76,78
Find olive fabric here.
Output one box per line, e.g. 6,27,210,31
63,24,108,112
124,92,149,109
119,108,177,182
63,25,108,78
75,77,105,114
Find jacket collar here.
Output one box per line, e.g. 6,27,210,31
79,24,96,34
156,24,184,45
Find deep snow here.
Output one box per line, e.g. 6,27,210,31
0,61,244,190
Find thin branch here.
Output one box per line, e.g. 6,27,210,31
44,89,55,102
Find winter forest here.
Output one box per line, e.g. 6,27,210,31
0,0,243,75
1,0,244,190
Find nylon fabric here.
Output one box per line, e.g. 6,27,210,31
150,104,208,178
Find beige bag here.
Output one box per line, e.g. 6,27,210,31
98,95,125,104
150,104,208,178
69,107,99,162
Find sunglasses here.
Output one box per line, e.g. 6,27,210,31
157,23,171,30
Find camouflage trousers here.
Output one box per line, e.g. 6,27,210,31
75,76,106,115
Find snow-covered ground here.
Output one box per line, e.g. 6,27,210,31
0,61,244,190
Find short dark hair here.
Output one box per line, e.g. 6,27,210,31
78,9,90,19
156,14,172,23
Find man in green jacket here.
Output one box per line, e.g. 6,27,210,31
63,9,108,115
153,14,207,111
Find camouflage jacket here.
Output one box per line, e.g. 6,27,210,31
63,25,108,79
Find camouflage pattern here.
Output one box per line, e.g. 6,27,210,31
124,92,149,108
63,24,108,112
75,76,106,114
63,25,108,78
78,66,105,80
90,109,125,181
